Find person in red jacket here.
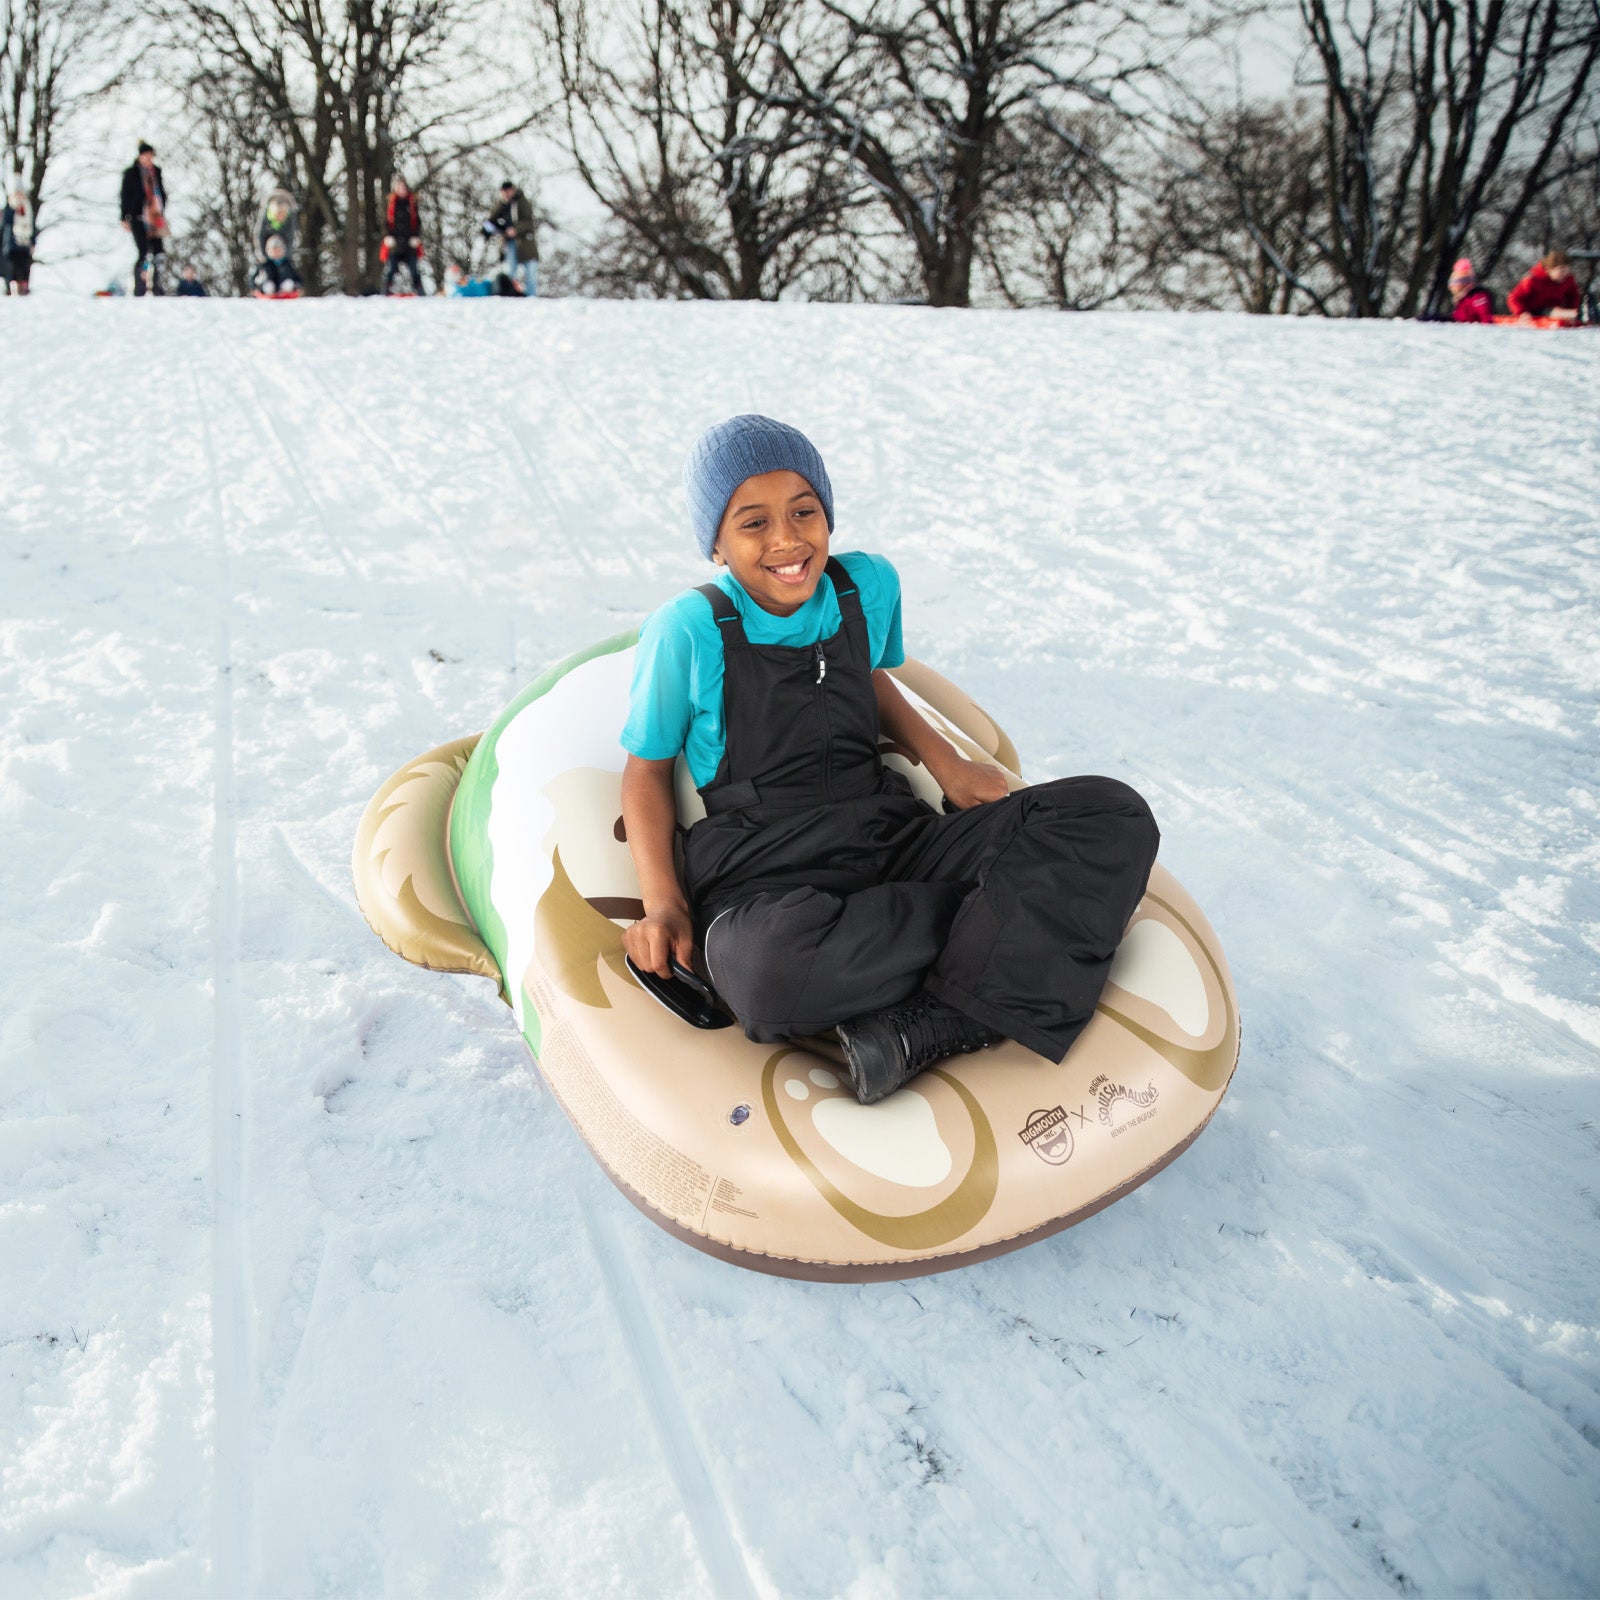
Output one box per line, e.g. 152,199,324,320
383,177,424,295
1506,248,1581,322
1447,258,1494,323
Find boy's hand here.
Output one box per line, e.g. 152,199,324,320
935,754,1011,810
624,901,696,978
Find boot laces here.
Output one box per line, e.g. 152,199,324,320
891,993,991,1072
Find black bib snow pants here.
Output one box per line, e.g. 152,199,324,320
682,559,1159,1063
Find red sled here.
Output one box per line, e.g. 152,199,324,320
253,289,303,300
1491,313,1586,330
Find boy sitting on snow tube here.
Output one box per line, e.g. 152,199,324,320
619,416,1159,1106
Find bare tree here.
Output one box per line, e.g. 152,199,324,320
150,0,541,292
1299,0,1600,316
148,0,346,291
1490,104,1599,271
415,143,543,281
977,110,1160,309
542,0,864,299
1152,98,1330,313
768,0,1178,307
171,76,277,293
1,0,125,236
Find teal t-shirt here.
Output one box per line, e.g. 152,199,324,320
622,550,905,789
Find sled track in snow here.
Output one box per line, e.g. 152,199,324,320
451,323,651,585
249,350,485,616
192,354,256,1594
580,1202,758,1600
230,355,368,590
244,326,750,1591
442,322,754,1593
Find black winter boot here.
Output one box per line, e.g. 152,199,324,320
836,990,1002,1105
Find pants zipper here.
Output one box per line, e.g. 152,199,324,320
815,643,833,803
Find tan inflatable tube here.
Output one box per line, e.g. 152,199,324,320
354,653,1241,1280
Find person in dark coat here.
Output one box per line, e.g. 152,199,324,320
120,142,170,296
620,416,1160,1106
2,189,34,295
485,180,539,296
382,177,423,295
175,264,208,297
1506,249,1581,322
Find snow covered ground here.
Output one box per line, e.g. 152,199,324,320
1,299,1596,1598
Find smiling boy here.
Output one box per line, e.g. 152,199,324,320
621,415,1159,1104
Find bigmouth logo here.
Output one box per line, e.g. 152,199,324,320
1019,1106,1075,1166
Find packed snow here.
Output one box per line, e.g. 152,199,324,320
1,298,1597,1598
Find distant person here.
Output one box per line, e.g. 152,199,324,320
175,263,208,297
257,186,298,265
485,179,539,296
382,177,423,295
2,188,34,295
1446,258,1493,323
252,234,303,297
1506,248,1580,322
444,261,524,298
119,141,170,296
444,262,493,298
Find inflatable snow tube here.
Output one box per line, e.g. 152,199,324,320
353,634,1241,1280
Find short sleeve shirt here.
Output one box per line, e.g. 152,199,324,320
622,550,905,789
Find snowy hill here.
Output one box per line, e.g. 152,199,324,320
1,298,1596,1598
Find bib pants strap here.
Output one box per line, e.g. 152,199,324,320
692,557,874,822
694,579,748,645
694,557,864,651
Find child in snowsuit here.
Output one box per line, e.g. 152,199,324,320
257,188,297,264
383,179,424,295
252,234,303,296
1507,248,1581,321
620,416,1159,1105
1447,258,1493,323
444,262,523,298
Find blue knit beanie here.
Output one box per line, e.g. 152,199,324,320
683,415,834,560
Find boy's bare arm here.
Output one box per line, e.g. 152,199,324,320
620,753,696,976
874,669,1009,810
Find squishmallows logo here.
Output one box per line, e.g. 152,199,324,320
1018,1105,1076,1166
1089,1072,1159,1136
